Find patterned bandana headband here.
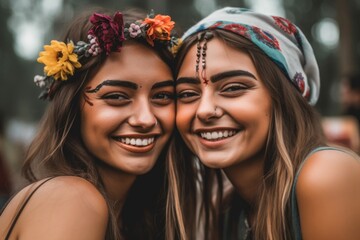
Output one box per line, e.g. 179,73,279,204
182,7,320,105
34,10,179,100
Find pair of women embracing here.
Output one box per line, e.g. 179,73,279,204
1,6,360,240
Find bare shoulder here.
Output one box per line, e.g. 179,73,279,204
40,176,108,210
297,149,360,191
1,176,109,240
296,149,360,239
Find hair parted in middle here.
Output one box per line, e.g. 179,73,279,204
23,7,176,240
167,28,325,240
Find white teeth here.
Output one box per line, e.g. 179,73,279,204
206,132,211,139
118,137,155,146
199,130,237,140
211,132,218,139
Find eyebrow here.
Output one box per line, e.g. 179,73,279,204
151,80,174,89
210,70,257,83
175,77,201,86
86,80,138,93
176,70,257,86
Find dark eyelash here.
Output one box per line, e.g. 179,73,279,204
154,92,174,99
177,91,198,98
102,93,128,100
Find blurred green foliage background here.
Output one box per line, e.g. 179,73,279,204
0,0,359,143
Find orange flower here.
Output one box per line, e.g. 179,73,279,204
143,14,174,46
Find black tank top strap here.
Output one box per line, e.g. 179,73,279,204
2,177,56,240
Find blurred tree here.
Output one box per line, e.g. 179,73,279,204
0,0,359,123
1,0,48,122
336,0,357,74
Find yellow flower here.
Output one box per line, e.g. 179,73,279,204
143,14,175,46
37,40,82,81
170,38,183,56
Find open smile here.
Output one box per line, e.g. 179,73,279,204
113,136,155,146
197,130,239,141
112,135,159,153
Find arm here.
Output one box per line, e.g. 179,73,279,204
15,176,109,240
296,149,360,240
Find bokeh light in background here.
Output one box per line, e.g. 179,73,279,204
245,0,285,16
9,0,63,60
313,18,339,49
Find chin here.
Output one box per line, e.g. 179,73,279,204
126,161,157,175
198,156,226,169
197,151,236,169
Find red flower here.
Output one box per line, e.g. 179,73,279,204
224,23,249,38
273,16,297,35
88,12,125,55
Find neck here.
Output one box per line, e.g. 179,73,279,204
223,155,264,205
97,165,137,214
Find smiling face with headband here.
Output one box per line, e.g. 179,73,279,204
175,7,321,169
30,9,177,177
2,8,177,240
172,7,326,240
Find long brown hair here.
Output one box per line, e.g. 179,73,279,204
23,7,173,240
167,29,325,240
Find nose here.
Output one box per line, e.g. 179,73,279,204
128,98,157,130
196,91,222,122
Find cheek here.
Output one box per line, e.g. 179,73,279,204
157,104,176,134
80,106,122,137
176,103,196,132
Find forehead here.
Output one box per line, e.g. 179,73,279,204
178,37,258,78
88,43,173,86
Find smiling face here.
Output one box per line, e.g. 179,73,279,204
176,37,271,169
80,42,174,176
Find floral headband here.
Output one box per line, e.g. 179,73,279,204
34,10,179,100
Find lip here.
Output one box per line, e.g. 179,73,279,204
111,134,159,153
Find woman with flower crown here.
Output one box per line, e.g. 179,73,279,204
167,7,360,240
0,7,178,240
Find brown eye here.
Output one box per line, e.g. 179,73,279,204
102,93,128,100
177,91,198,99
222,84,247,92
152,91,174,106
101,93,131,106
176,90,200,103
153,92,174,100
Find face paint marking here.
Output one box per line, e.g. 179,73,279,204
86,80,138,93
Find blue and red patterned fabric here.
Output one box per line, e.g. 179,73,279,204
182,7,320,105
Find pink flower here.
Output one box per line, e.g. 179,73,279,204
88,12,125,55
129,23,141,38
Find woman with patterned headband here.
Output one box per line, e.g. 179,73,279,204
0,7,178,240
167,7,360,240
